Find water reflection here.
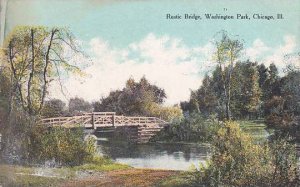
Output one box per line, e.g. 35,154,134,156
96,138,210,170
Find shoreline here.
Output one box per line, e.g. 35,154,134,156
0,164,181,187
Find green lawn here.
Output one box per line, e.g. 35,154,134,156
0,156,130,187
237,120,271,143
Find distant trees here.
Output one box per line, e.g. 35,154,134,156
265,71,300,136
183,61,299,123
185,61,258,120
181,58,300,141
192,75,219,117
94,76,182,121
94,76,166,116
41,97,94,117
231,61,261,119
143,102,183,122
69,97,92,115
41,99,67,118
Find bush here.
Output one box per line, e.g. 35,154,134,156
193,121,299,186
144,102,183,122
25,126,96,166
153,113,219,142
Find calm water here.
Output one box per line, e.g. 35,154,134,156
96,138,210,170
95,123,270,171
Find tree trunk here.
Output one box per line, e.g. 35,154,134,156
27,29,35,116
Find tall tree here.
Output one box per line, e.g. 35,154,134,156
213,32,244,120
193,75,218,117
244,62,261,118
258,64,269,88
0,67,10,131
2,26,83,118
263,63,280,101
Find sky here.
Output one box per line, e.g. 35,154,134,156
3,0,300,104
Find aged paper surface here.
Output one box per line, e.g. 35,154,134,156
0,0,299,186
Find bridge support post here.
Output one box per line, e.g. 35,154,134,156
92,113,95,129
112,113,115,127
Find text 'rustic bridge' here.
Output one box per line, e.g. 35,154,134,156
40,112,169,143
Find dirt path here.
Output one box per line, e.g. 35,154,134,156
60,169,180,187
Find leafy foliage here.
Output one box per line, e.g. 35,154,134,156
41,99,67,118
185,61,263,120
2,26,83,117
68,97,92,115
143,102,183,122
0,68,10,132
25,126,95,166
153,113,219,142
265,71,300,139
94,76,182,121
0,26,85,163
192,121,299,187
213,31,244,120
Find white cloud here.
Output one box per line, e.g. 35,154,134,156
49,33,214,105
49,34,299,105
263,35,298,70
245,39,270,61
244,35,299,73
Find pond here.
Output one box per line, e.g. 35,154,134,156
96,138,211,171
95,121,270,171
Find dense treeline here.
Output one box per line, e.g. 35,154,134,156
181,62,300,138
41,97,93,117
182,61,270,119
41,77,183,122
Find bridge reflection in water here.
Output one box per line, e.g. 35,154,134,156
40,112,169,143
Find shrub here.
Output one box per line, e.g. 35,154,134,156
143,102,183,122
25,126,96,166
193,121,299,186
153,113,219,142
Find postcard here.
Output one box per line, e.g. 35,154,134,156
0,0,299,186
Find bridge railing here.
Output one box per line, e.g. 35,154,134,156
114,116,167,126
40,115,92,127
40,112,168,127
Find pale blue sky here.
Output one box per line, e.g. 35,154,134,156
3,0,300,104
6,0,300,48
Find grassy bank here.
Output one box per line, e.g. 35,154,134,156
0,157,131,187
0,164,180,187
0,164,69,186
238,120,270,142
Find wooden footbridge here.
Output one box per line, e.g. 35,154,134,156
40,112,169,143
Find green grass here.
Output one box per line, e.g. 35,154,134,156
0,165,70,187
0,156,130,186
73,162,130,171
237,120,271,143
72,155,131,171
159,171,199,187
